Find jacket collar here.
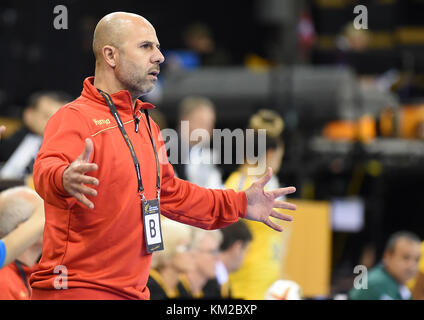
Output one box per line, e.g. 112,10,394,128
81,76,156,114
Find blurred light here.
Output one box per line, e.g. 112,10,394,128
331,197,364,232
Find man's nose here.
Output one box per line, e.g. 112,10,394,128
152,48,165,64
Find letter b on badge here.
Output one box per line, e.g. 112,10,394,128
149,219,156,238
145,212,160,245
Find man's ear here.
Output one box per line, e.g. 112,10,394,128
102,45,118,68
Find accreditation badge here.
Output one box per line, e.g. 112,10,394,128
142,198,164,253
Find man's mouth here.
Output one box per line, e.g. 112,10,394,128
148,70,160,77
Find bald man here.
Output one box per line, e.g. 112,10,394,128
0,187,43,299
31,12,296,300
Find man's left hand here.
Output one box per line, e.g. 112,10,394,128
244,167,296,231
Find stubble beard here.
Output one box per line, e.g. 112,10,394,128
117,61,155,100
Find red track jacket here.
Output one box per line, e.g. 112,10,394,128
30,77,247,300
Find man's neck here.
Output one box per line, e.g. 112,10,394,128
94,70,138,109
218,253,232,273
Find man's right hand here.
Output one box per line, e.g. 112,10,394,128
62,138,99,209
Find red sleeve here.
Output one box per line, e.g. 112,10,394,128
33,106,92,209
154,122,247,230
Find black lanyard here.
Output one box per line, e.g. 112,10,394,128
97,89,160,201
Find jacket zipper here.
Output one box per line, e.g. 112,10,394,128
134,114,140,133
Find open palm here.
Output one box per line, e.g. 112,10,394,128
244,167,297,231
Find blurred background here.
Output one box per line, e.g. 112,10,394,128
1,0,424,299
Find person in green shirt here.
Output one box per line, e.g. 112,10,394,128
349,231,421,300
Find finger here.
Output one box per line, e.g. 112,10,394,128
75,174,99,186
78,138,94,163
270,186,296,199
72,183,98,197
263,217,283,232
73,192,94,209
273,200,297,211
270,209,293,222
0,125,5,136
256,167,273,189
75,162,98,173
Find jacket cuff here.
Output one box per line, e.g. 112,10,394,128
237,191,247,218
53,164,78,209
53,164,69,197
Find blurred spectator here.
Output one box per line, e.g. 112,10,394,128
0,186,43,299
0,201,44,270
171,96,223,188
149,109,168,131
410,241,424,299
183,23,231,66
182,228,222,299
336,24,371,54
164,22,231,71
225,109,288,299
203,220,253,299
349,231,421,300
147,218,194,300
0,91,71,179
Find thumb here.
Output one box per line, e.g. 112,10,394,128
257,167,273,188
78,138,94,163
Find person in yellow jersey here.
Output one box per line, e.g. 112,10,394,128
226,109,290,300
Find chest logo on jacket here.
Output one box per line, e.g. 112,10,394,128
93,119,111,126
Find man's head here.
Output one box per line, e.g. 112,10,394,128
183,23,215,54
0,186,42,239
23,91,70,136
178,96,216,142
150,218,194,274
190,228,222,280
92,12,165,98
0,187,44,265
219,220,252,273
383,231,421,284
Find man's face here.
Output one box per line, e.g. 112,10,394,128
172,238,195,274
187,106,216,138
228,241,250,273
384,238,421,284
24,97,62,136
115,21,165,97
193,233,220,279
